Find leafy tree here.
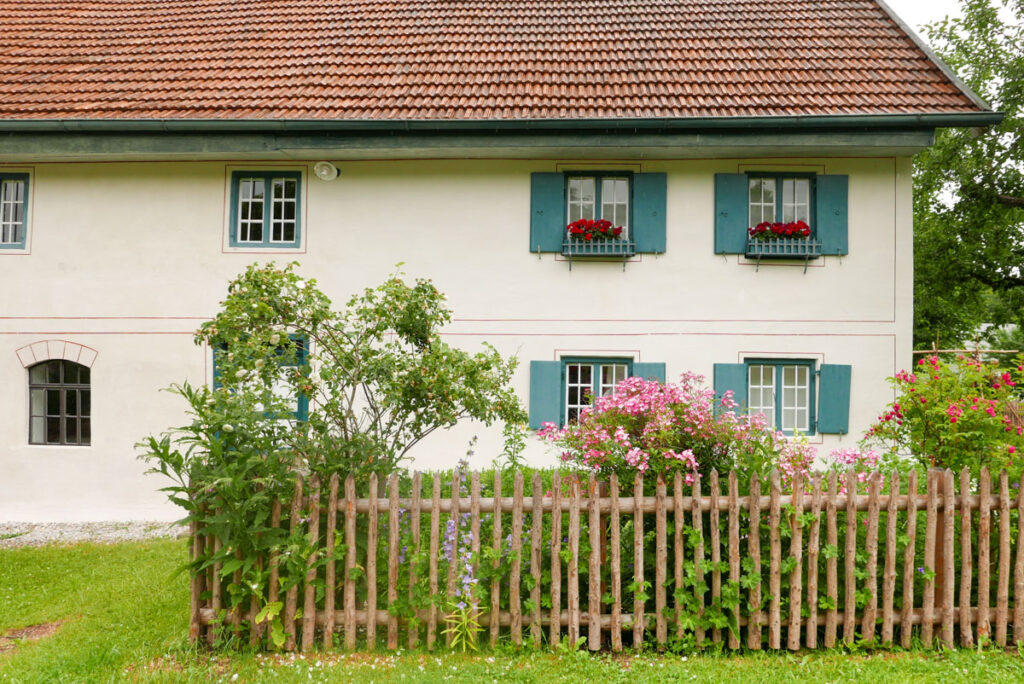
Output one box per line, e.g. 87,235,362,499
913,0,1023,347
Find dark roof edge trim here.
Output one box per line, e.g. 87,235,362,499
873,0,993,112
0,112,1003,134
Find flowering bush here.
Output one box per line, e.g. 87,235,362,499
566,218,624,242
863,354,1024,477
747,220,811,241
538,372,816,487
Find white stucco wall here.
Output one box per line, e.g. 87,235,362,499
0,156,913,521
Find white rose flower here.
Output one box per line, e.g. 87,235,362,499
269,333,281,345
223,424,234,432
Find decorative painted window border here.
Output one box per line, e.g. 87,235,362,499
16,340,98,369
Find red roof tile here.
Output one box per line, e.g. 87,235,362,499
0,0,986,120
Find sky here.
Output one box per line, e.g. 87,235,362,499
884,0,964,40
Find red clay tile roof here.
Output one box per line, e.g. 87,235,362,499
0,0,987,121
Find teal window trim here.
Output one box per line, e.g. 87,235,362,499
560,356,633,426
744,358,817,436
745,172,817,234
228,170,302,248
212,335,309,421
0,173,30,250
564,171,634,227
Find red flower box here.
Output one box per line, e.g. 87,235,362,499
747,220,811,241
567,218,624,242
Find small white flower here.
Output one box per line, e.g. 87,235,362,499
235,369,248,379
223,424,234,432
269,333,281,345
295,279,306,290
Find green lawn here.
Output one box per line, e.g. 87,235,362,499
2,539,1024,683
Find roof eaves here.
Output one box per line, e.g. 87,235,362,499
872,0,994,113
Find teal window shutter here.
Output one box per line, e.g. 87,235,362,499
817,364,852,434
632,173,667,253
713,363,748,408
632,362,666,383
529,173,565,253
816,175,848,256
529,360,562,429
714,173,749,254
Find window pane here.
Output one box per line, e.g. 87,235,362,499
600,178,629,233
783,178,811,223
30,389,44,416
29,364,46,384
66,390,78,416
81,419,91,445
80,366,90,384
568,178,596,223
749,178,776,224
64,361,79,384
47,360,61,383
46,418,61,443
30,417,44,444
47,389,60,415
65,418,79,444
81,391,91,417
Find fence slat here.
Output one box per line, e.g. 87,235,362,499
941,469,956,648
977,467,991,643
728,470,740,650
491,471,502,648
446,471,462,648
610,473,623,652
511,471,524,646
901,470,919,648
923,470,938,647
263,504,280,649
408,472,422,650
286,475,304,651
710,470,722,645
691,472,705,647
1014,472,1024,645
387,474,400,650
996,470,1010,646
769,469,782,650
958,467,973,647
748,472,763,650
881,471,898,644
531,473,544,648
301,475,321,652
806,474,822,649
824,471,839,648
843,470,857,645
324,475,339,650
674,471,685,642
788,471,804,651
366,473,379,649
569,477,582,647
189,518,203,643
549,472,562,647
344,475,357,650
428,475,441,650
656,475,668,649
589,473,602,651
633,474,645,649
861,472,879,643
208,529,222,646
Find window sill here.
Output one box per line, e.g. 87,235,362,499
745,238,822,273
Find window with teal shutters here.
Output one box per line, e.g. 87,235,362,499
529,172,666,255
714,172,848,257
529,357,666,428
714,360,851,435
213,336,309,421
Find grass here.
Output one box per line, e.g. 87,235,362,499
2,539,1024,682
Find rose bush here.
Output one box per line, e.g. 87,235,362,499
863,354,1024,477
538,372,818,488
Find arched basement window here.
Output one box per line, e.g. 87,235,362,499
28,359,91,445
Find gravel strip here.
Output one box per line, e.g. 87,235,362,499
0,521,188,549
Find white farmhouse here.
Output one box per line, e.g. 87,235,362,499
0,0,999,520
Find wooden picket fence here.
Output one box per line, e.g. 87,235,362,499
189,468,1024,651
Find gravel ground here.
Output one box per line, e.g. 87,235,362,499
0,521,188,549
